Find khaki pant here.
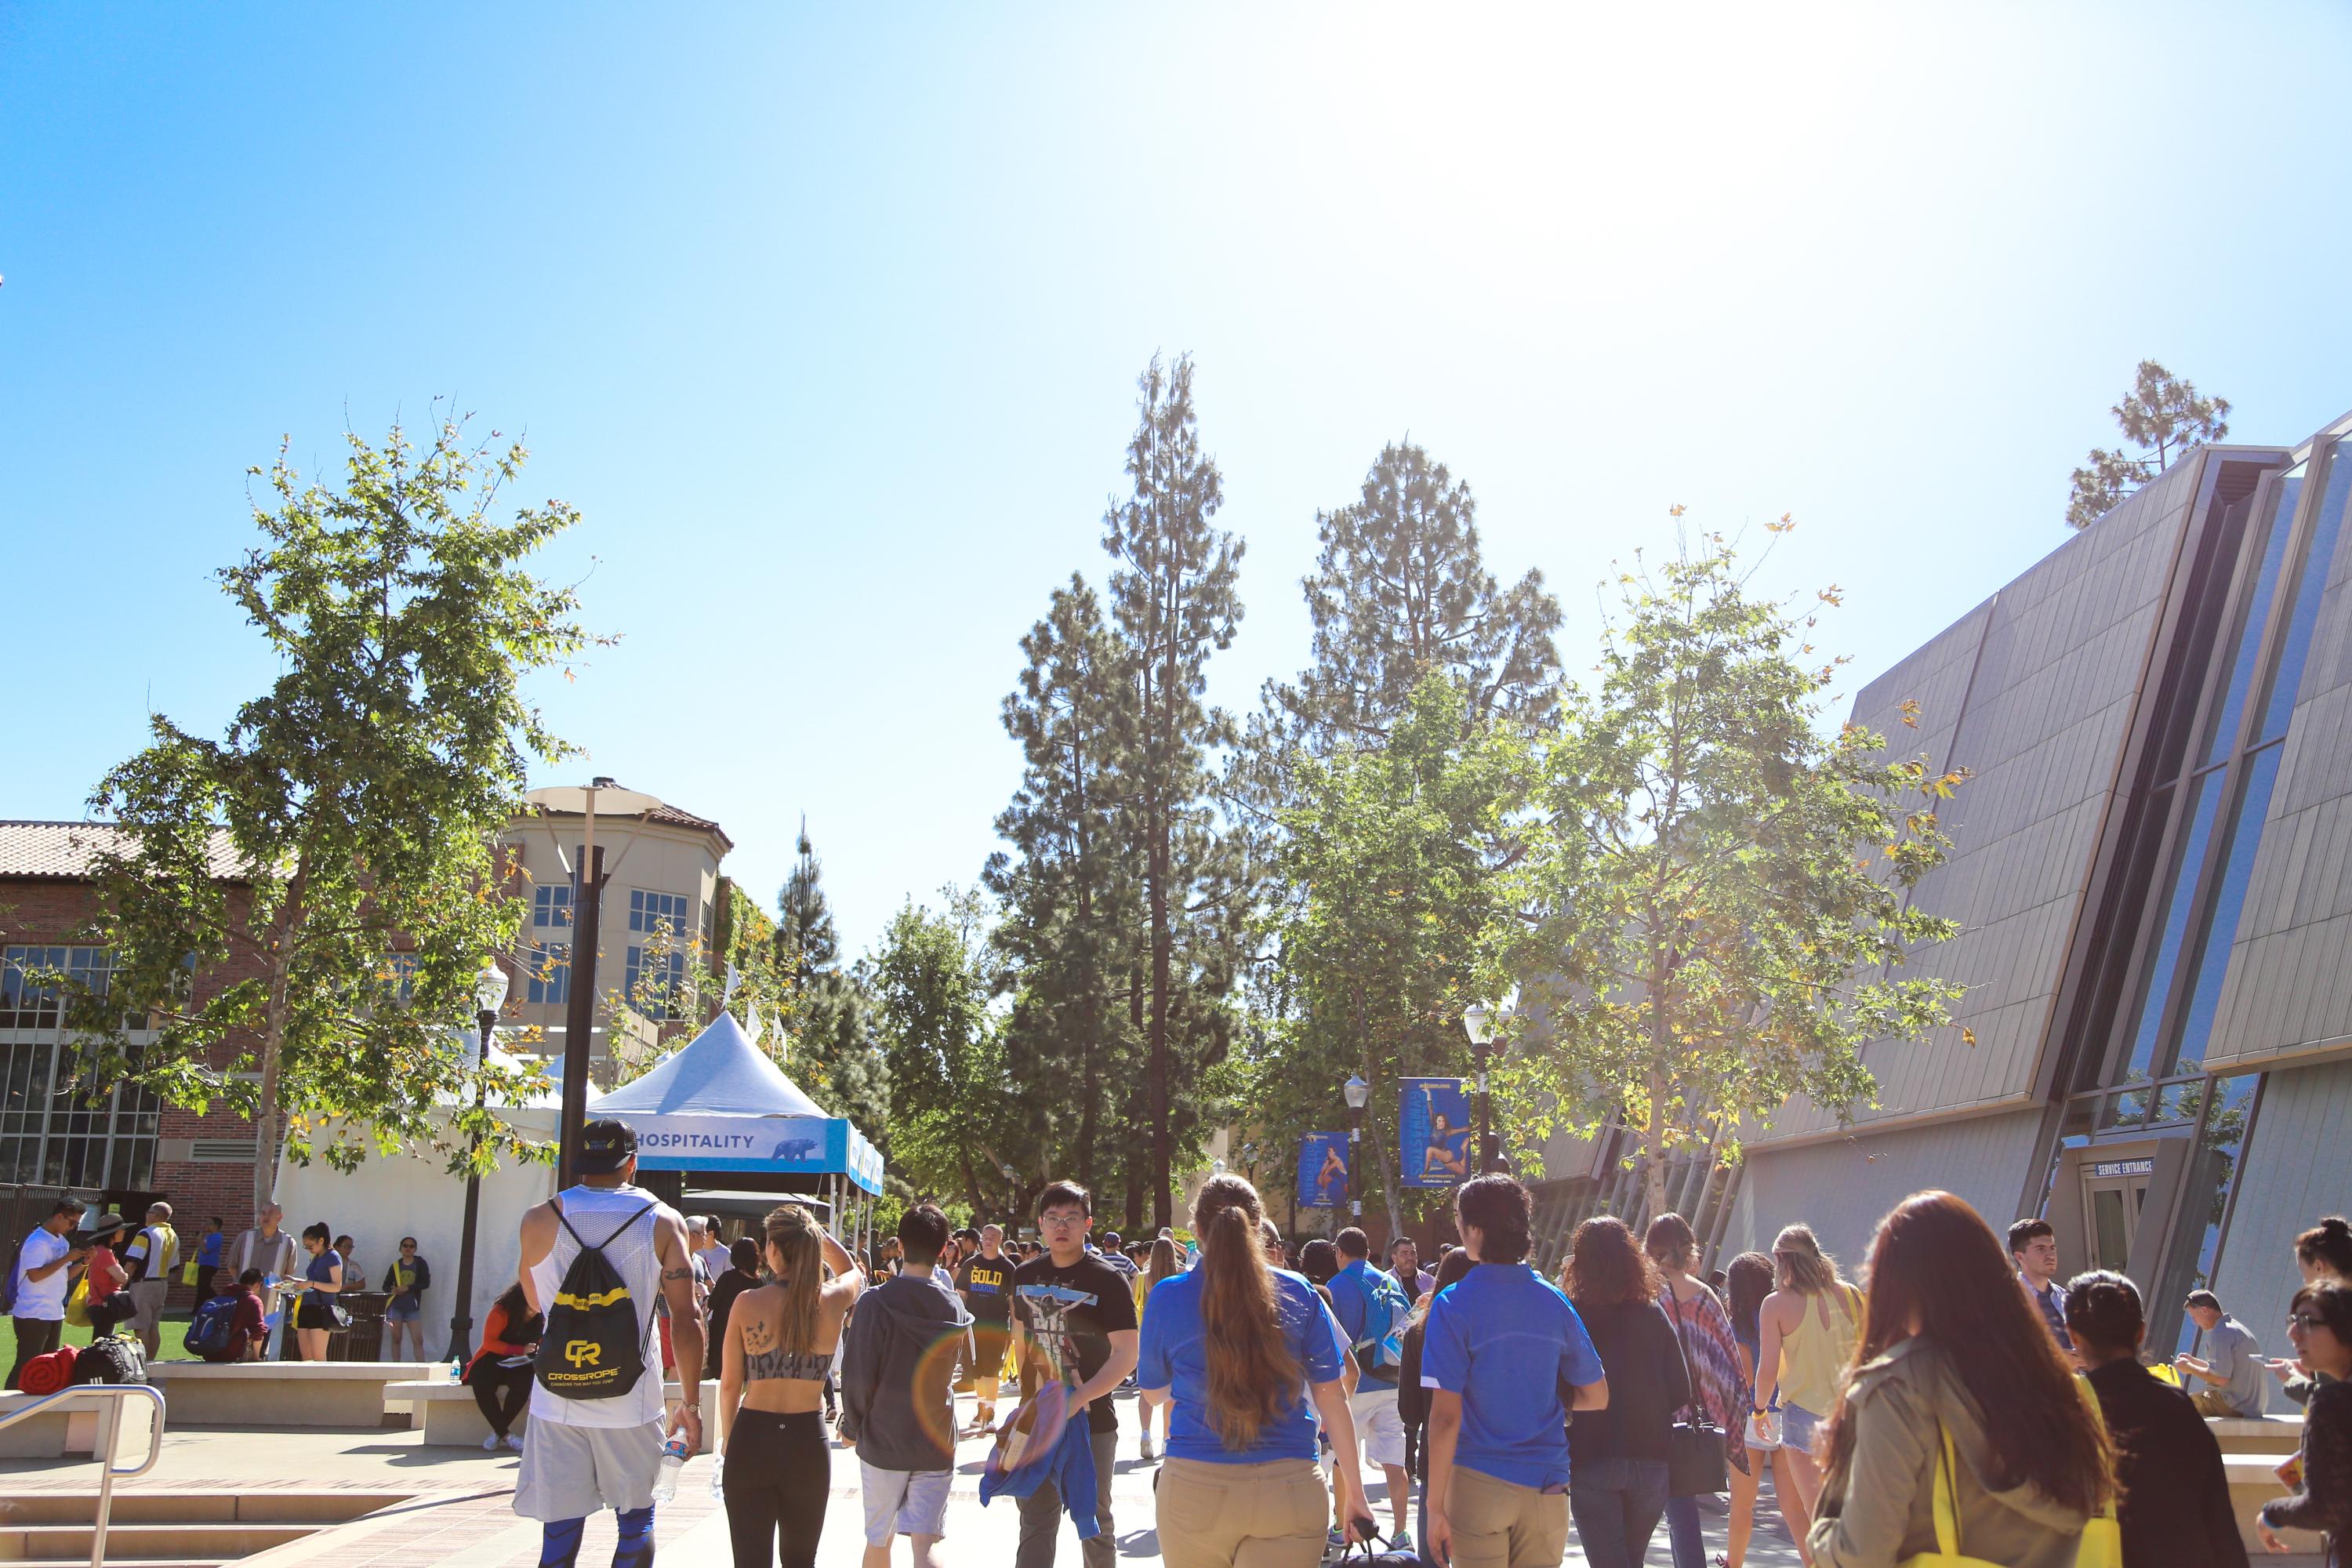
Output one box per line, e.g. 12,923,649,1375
1447,1465,1569,1568
1156,1456,1330,1568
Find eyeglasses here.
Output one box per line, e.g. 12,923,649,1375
1038,1211,1088,1229
2288,1312,2332,1332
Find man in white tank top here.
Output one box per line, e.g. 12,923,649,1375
512,1118,703,1568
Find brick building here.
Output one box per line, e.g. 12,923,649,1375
1,821,259,1300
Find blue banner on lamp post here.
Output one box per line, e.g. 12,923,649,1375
1298,1132,1350,1207
1399,1077,1474,1188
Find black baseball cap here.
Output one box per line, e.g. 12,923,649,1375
577,1118,638,1174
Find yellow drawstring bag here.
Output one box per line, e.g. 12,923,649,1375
1897,1411,2121,1568
63,1275,92,1328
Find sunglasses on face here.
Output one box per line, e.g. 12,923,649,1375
2288,1312,2333,1332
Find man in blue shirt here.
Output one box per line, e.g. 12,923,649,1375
1423,1174,1607,1568
1330,1227,1415,1552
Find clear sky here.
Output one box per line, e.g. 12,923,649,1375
5,5,2350,958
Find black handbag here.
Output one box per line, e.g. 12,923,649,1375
1664,1287,1730,1497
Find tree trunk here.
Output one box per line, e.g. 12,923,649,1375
252,871,308,1214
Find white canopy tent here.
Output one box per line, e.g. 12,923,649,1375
589,1010,886,1258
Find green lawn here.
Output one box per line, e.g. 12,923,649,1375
2,1309,194,1374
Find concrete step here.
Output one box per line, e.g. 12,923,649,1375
0,1522,314,1559
0,1491,404,1526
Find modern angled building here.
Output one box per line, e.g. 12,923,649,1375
1717,405,2352,1356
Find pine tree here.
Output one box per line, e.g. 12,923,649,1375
1101,353,1247,1228
775,825,887,1140
1272,440,1563,747
985,575,1141,1195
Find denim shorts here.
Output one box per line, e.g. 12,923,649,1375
1780,1403,1823,1454
383,1299,421,1323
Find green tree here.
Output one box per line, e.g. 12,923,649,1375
985,575,1142,1196
1506,528,1967,1216
1254,673,1531,1234
67,414,593,1210
775,826,887,1140
2066,360,2232,530
867,887,1023,1214
1270,441,1562,748
1101,353,1248,1227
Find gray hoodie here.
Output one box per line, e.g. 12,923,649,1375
1810,1336,2097,1568
839,1269,974,1474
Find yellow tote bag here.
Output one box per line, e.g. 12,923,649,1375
1897,1421,2122,1568
63,1276,92,1328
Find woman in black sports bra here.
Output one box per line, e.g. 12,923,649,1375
717,1202,864,1568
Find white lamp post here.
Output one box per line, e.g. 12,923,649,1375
448,956,513,1359
1342,1075,1371,1219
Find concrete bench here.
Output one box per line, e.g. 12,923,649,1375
387,1378,710,1450
146,1359,433,1427
0,1388,158,1459
2223,1452,2326,1557
2209,1413,2303,1454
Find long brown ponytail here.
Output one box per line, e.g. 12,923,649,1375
763,1203,824,1353
1194,1174,1301,1451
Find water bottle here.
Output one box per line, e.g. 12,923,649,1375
449,1356,465,1384
650,1432,690,1502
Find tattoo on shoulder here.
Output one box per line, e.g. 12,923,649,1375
742,1320,774,1351
662,1266,693,1281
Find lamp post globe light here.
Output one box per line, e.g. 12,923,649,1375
447,956,512,1360
1342,1075,1370,1220
1461,1001,1506,1174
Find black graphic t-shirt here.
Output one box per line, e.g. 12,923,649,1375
1013,1250,1138,1433
956,1254,1014,1324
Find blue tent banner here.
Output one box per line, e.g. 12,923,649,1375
1399,1077,1473,1188
1298,1132,1349,1208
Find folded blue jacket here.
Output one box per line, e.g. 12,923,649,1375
977,1381,1100,1539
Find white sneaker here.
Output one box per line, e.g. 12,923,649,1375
482,1434,501,1452
503,1432,525,1451
1140,1433,1157,1461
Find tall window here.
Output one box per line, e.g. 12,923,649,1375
522,942,570,1007
623,946,686,1020
533,884,573,929
0,946,160,1189
628,890,689,938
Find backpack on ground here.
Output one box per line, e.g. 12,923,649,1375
534,1199,659,1402
1346,1265,1413,1371
186,1295,240,1358
72,1332,147,1386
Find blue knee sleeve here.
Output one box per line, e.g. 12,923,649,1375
538,1517,586,1568
612,1504,654,1568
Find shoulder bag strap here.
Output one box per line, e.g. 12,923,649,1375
1664,1287,1701,1421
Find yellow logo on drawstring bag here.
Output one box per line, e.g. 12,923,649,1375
565,1341,601,1369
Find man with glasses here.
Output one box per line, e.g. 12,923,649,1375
1009,1181,1138,1568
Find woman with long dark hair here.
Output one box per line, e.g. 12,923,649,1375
717,1203,864,1568
1136,1174,1369,1566
1645,1213,1747,1568
1721,1251,1779,1568
2260,1280,2352,1562
1807,1192,2113,1568
293,1221,343,1363
2065,1270,2245,1568
1559,1217,1688,1568
1398,1247,1476,1566
467,1281,543,1450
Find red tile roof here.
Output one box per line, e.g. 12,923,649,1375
0,820,247,881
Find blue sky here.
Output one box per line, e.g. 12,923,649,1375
5,5,2350,958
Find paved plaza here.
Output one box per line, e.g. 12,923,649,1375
0,1388,1818,1566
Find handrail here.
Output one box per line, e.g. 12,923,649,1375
0,1381,167,1568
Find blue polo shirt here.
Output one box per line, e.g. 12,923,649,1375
1137,1265,1345,1463
1421,1261,1605,1490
